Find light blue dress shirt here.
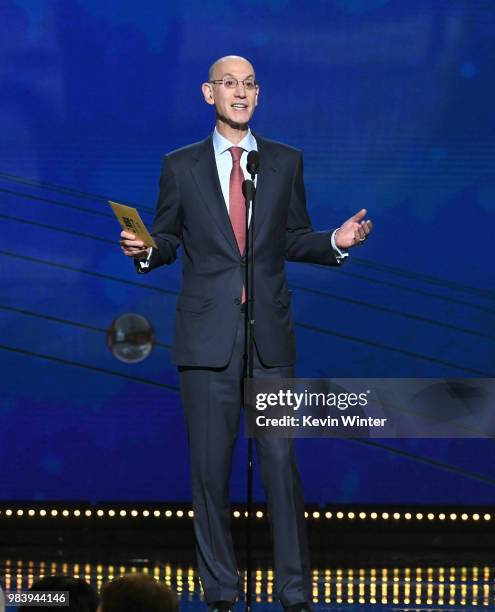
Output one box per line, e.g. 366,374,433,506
212,126,257,223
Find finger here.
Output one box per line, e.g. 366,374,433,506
120,231,136,240
351,208,367,222
121,247,145,256
122,247,148,257
120,239,146,249
355,228,369,245
360,220,372,236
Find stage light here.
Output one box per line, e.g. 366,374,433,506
108,510,116,517
382,512,389,520
73,509,81,517
336,511,344,519
120,510,127,517
85,510,92,517
143,510,150,517
51,510,58,517
5,509,12,516
483,513,491,521
165,510,173,517
256,511,263,518
461,513,468,521
427,513,434,520
473,513,480,521
188,510,194,518
107,313,155,363
325,511,332,518
405,512,412,520
450,513,457,520
370,512,378,519
416,513,423,520
28,509,35,517
313,511,320,519
97,510,104,517
393,512,400,520
439,513,446,520
17,510,23,516
233,510,241,518
177,510,184,517
154,510,161,517
347,512,355,519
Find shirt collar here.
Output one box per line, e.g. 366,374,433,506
212,126,258,156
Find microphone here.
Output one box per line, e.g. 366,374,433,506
246,150,260,177
242,179,255,203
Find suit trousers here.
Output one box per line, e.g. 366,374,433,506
178,311,311,607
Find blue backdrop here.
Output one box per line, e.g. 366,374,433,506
1,0,494,504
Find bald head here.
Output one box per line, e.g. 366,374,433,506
208,55,255,81
202,54,259,142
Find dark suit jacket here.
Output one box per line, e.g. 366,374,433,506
139,133,340,367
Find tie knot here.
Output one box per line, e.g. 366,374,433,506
229,146,244,164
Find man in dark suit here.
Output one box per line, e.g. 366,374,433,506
121,55,372,612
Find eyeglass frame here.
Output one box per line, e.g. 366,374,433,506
209,77,259,90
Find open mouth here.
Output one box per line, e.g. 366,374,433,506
231,104,248,110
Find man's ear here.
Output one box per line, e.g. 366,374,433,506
255,85,260,107
202,82,215,105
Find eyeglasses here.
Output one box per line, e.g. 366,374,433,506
209,77,258,90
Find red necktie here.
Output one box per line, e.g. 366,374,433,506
229,146,246,303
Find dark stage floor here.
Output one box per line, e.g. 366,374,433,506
1,552,494,611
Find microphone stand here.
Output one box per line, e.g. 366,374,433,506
242,154,258,612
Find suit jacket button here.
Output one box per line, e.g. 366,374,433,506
234,297,241,305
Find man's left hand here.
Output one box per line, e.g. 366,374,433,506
335,208,373,249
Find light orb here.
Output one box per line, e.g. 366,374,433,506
107,313,154,363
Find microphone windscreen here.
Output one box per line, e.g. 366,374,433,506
247,150,260,175
242,179,254,202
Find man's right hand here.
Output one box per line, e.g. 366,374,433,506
120,230,151,258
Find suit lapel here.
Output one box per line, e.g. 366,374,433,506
252,135,278,242
191,136,240,254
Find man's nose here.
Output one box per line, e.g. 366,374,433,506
234,83,247,96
